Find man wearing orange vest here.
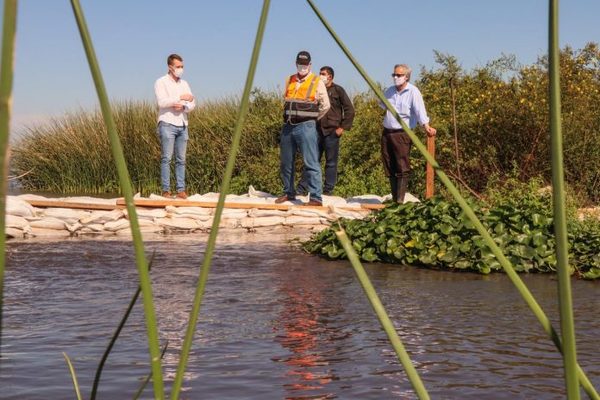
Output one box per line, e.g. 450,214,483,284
275,51,330,206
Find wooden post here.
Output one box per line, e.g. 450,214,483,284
426,135,435,199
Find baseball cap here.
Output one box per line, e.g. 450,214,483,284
296,51,311,65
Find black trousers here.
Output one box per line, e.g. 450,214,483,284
381,128,411,177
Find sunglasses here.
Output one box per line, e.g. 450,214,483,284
391,73,406,78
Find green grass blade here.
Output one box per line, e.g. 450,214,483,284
133,340,169,400
69,1,164,398
169,1,271,398
549,1,580,398
305,1,599,397
63,352,84,400
91,253,155,400
0,0,17,357
336,228,430,399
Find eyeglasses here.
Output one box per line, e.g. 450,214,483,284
391,73,406,78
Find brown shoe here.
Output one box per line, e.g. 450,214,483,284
176,191,188,200
274,195,295,204
305,199,323,207
162,191,172,198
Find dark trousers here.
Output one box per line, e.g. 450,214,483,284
381,128,411,202
298,128,340,195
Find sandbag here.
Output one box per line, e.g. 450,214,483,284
166,206,212,216
240,216,285,228
80,209,123,225
29,217,67,231
284,216,323,226
5,227,24,238
247,209,288,218
29,227,71,238
43,208,90,224
6,215,30,229
7,196,36,218
154,217,198,230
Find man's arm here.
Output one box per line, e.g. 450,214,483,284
181,81,196,112
316,79,330,120
154,78,181,109
338,86,355,131
413,91,436,137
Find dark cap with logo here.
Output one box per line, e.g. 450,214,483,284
296,51,311,65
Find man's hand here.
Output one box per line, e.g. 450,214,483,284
180,93,194,102
172,103,185,111
335,127,344,137
425,124,436,137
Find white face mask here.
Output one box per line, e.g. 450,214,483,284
320,75,329,85
297,64,310,76
172,67,184,78
394,75,407,86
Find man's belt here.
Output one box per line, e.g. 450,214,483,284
383,127,405,134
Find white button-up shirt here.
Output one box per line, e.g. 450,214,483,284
154,74,196,126
380,82,429,130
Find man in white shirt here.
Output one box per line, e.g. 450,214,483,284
154,53,196,199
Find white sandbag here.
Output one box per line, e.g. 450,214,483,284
220,218,240,229
80,209,124,225
67,222,83,233
221,209,248,219
322,195,348,207
154,217,198,230
225,196,268,204
81,223,105,233
29,217,67,230
29,227,71,237
288,208,331,219
166,213,211,221
43,208,90,224
125,208,168,220
6,196,36,218
345,194,385,204
240,216,285,228
329,206,367,220
247,185,275,198
103,219,132,232
247,208,288,218
6,214,30,229
284,216,323,226
5,227,24,238
166,206,212,216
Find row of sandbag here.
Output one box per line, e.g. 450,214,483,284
5,196,370,238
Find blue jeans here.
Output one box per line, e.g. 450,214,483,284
298,128,340,195
158,121,188,193
279,120,322,202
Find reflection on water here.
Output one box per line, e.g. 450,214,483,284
2,233,599,399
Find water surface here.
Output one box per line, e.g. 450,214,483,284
2,232,599,399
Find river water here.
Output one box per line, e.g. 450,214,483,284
2,231,599,399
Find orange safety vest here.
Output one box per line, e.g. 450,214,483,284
283,73,320,123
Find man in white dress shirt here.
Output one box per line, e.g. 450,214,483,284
154,53,196,199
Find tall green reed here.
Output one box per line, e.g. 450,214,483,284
69,1,164,398
305,0,598,398
170,1,271,398
0,0,17,356
549,0,579,398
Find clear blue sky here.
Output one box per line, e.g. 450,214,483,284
6,0,600,130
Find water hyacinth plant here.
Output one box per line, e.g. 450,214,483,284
304,195,600,280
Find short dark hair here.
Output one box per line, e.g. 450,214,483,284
167,54,183,66
320,66,334,79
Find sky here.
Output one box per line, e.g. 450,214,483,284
5,0,600,131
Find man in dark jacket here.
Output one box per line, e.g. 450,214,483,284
297,66,355,195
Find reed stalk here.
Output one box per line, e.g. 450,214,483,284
336,228,430,399
0,0,17,357
169,1,271,398
305,0,599,397
549,0,580,398
133,341,170,400
63,352,84,400
69,1,164,398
